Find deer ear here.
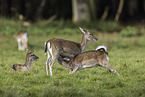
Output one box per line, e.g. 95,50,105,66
79,27,86,34
26,49,29,54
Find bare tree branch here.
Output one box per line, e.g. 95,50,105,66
115,0,124,21
100,6,109,21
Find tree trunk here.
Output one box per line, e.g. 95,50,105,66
100,6,109,20
72,0,91,23
88,0,96,20
115,0,124,21
35,0,47,19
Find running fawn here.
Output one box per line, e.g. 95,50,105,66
58,46,120,76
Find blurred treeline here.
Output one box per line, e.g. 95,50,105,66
0,0,145,22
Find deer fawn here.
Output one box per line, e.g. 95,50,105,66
58,46,120,76
11,49,39,71
44,27,98,76
14,32,28,51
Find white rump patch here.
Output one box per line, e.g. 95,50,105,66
23,34,28,42
47,42,53,59
96,46,107,52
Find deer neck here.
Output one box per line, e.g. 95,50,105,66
25,57,32,70
80,35,88,52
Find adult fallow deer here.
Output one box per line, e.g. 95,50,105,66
11,49,39,71
58,46,120,76
14,32,28,51
44,27,98,76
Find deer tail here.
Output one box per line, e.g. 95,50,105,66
44,42,48,55
25,32,28,37
96,46,108,54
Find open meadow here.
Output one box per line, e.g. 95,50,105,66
0,18,145,97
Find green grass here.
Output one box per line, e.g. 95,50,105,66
0,17,121,35
0,33,145,97
0,18,145,97
97,20,120,32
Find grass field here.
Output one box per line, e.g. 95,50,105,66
0,18,145,97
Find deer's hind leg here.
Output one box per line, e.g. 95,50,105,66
46,52,51,75
49,51,59,76
46,42,53,75
17,39,22,50
46,43,59,76
22,39,28,50
99,62,120,75
105,64,120,75
99,57,120,75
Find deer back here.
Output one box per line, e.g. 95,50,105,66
14,32,28,39
45,38,82,58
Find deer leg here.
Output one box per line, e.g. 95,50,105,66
49,60,54,76
105,64,120,75
21,40,26,50
46,49,52,75
17,39,22,50
49,54,58,76
46,57,51,75
20,41,25,50
69,65,79,74
24,37,28,49
99,57,120,76
46,58,49,75
48,47,59,76
23,40,28,50
100,62,120,76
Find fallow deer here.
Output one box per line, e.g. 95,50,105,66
11,49,39,71
44,27,98,75
14,32,28,51
58,46,120,76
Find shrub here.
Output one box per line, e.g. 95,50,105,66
138,28,145,36
97,20,120,32
120,26,137,37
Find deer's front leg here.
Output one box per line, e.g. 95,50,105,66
69,65,79,74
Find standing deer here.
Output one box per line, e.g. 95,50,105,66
14,32,28,51
44,27,98,76
11,49,39,71
58,46,120,76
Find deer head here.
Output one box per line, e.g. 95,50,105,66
26,49,39,61
79,27,98,41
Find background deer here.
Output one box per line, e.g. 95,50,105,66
58,46,120,76
14,32,28,51
44,27,98,76
11,49,39,71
